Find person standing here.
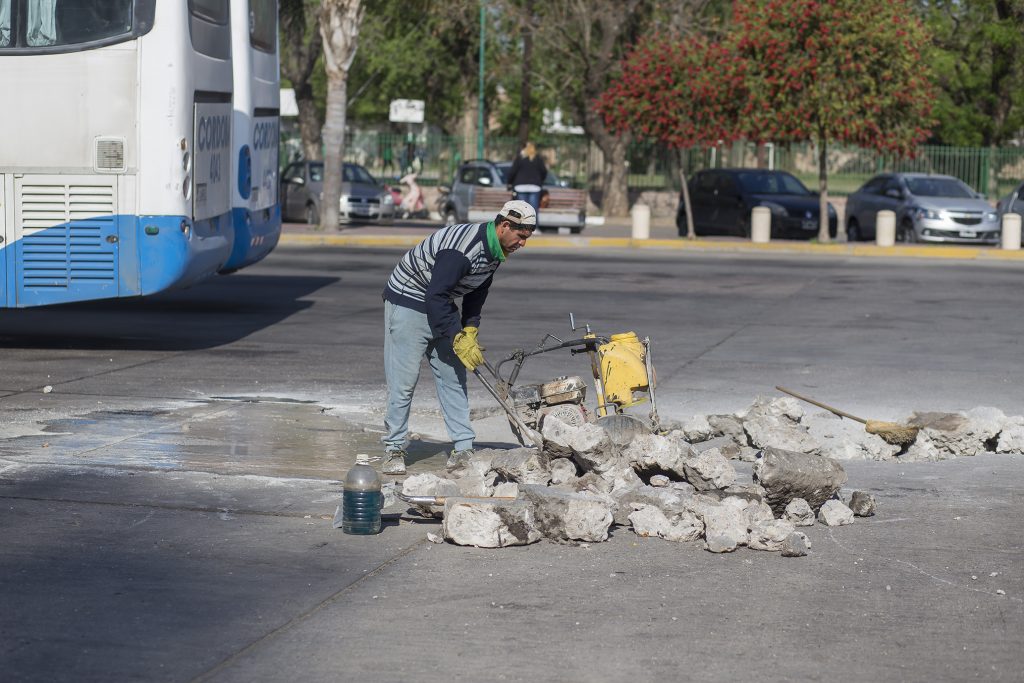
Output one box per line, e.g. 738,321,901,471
380,200,537,474
506,142,547,215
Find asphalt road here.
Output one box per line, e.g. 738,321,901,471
1,243,1022,682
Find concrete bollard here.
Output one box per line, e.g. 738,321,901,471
631,203,650,240
1001,213,1021,251
751,207,771,243
876,210,896,247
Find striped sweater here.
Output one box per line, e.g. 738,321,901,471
383,222,503,340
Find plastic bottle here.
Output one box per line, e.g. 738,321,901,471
342,454,382,535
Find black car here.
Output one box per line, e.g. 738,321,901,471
677,169,837,239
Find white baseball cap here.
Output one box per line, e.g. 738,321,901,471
499,199,537,227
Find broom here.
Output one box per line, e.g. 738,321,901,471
775,386,919,447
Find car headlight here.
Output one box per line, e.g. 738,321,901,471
914,207,942,220
985,211,998,222
382,193,394,205
760,201,788,217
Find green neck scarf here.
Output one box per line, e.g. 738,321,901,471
485,221,506,262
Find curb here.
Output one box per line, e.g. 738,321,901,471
277,232,1024,262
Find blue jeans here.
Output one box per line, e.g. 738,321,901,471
515,191,541,215
383,301,474,453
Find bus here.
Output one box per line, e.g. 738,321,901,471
226,0,280,272
0,0,281,308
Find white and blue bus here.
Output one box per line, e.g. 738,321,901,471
0,0,281,308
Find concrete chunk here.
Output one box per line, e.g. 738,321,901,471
549,458,578,485
622,432,694,479
753,446,848,515
541,417,620,474
682,448,736,491
489,447,551,485
748,519,797,551
520,485,614,543
781,532,809,557
628,505,704,543
848,491,876,517
817,499,854,527
910,407,1005,457
681,415,713,442
613,485,693,526
783,498,815,527
441,498,541,548
996,416,1024,455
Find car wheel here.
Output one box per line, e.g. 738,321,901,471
305,203,319,225
898,220,916,243
444,210,457,227
847,218,861,242
570,225,584,234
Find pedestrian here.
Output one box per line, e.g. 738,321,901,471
506,141,547,216
380,200,538,474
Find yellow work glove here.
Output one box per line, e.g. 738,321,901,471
452,326,486,370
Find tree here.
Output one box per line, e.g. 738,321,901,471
319,0,364,231
920,0,1024,146
597,36,743,238
280,0,324,161
728,0,936,241
531,0,651,217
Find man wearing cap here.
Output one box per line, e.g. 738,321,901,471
379,199,537,474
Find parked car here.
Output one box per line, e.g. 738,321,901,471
440,159,586,232
845,173,999,244
676,169,837,239
997,180,1024,221
280,160,395,224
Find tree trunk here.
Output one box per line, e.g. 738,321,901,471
602,136,630,217
319,0,363,232
294,82,322,161
517,0,535,148
320,73,348,230
817,135,831,243
280,0,323,161
677,148,695,239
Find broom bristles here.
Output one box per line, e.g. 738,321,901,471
865,420,919,446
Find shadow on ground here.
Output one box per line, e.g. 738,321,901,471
0,275,337,351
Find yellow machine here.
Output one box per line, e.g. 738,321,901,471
475,314,660,446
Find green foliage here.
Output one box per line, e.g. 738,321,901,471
729,0,936,154
346,0,503,132
919,0,1024,145
596,35,742,147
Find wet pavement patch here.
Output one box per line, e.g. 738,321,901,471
0,400,396,480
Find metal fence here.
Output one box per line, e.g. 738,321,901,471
283,127,1024,200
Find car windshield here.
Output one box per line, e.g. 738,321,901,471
905,177,974,198
736,171,811,196
308,163,377,185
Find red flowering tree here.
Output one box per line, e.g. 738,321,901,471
596,36,744,239
728,0,936,241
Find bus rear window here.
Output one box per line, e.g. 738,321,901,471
25,0,133,47
0,1,135,49
249,0,275,53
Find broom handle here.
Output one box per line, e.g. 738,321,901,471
775,386,868,425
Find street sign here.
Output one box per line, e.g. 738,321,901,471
389,99,425,124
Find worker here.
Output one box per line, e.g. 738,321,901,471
380,200,537,474
506,141,547,215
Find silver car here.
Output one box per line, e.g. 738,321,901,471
845,173,999,244
997,180,1024,220
280,161,396,224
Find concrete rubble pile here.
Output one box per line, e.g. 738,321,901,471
402,396,893,552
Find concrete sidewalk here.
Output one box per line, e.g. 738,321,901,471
278,217,1024,263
